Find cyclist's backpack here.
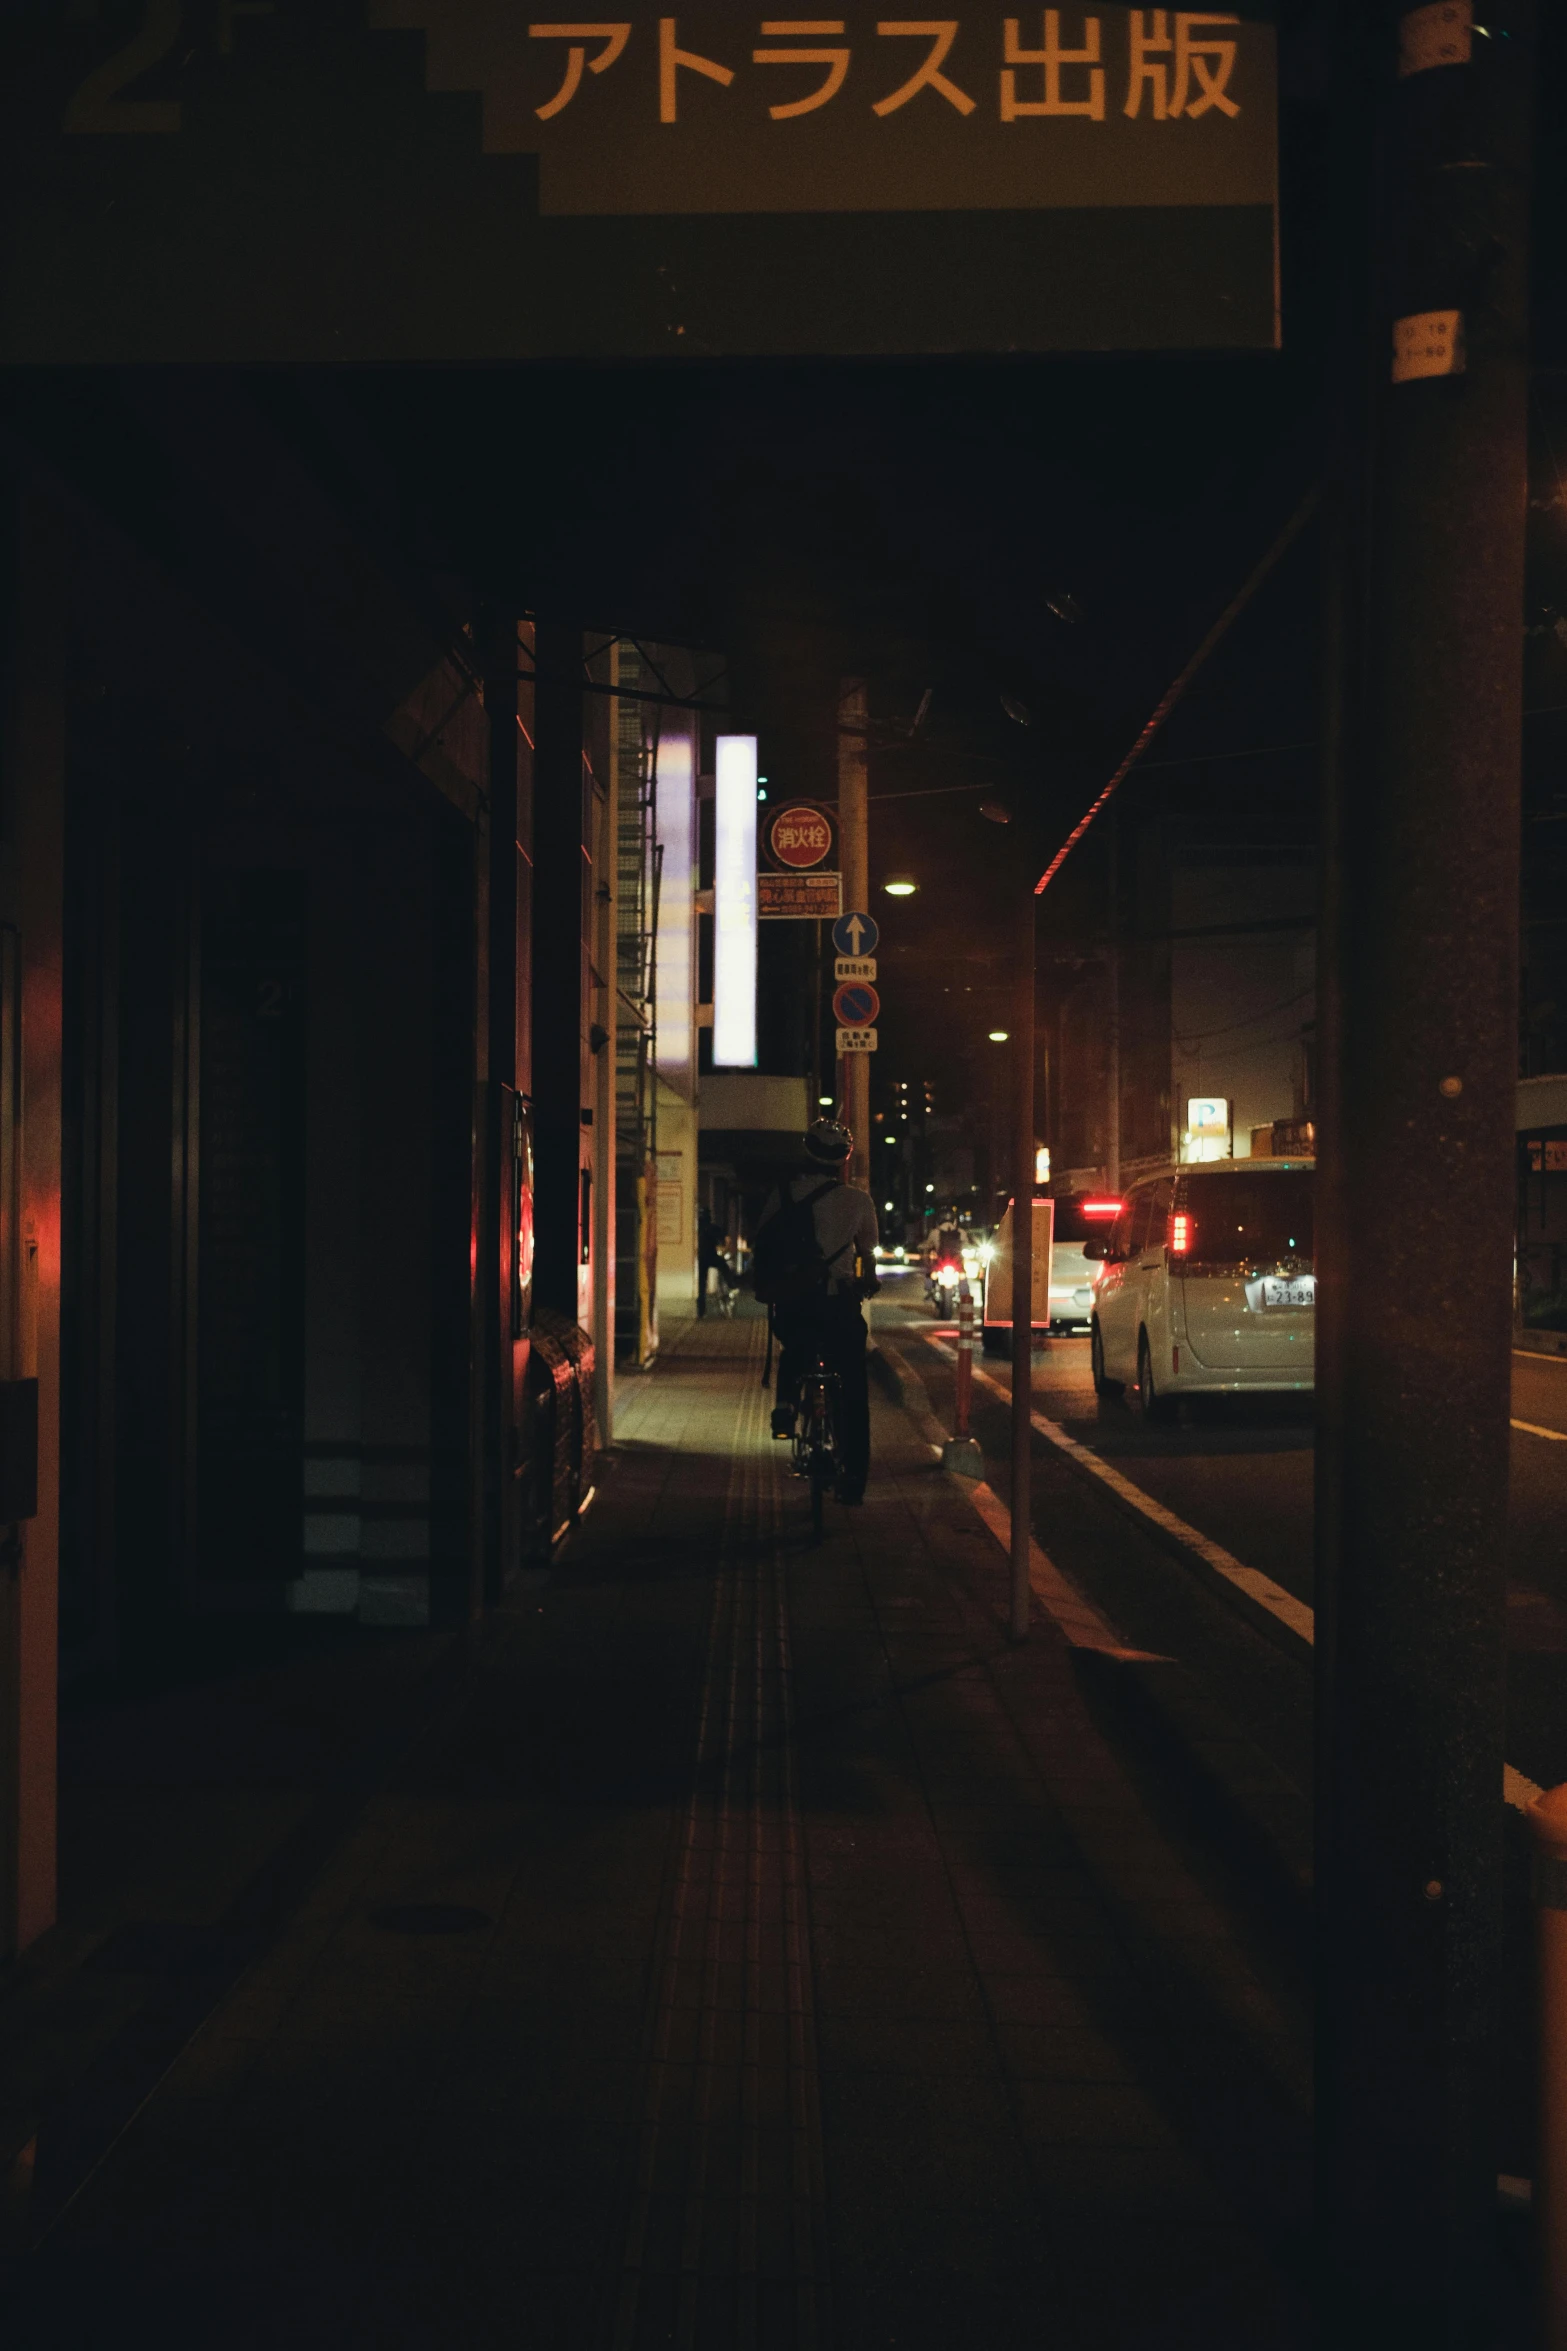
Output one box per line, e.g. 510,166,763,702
752,1180,838,1308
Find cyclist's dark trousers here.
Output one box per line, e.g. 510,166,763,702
774,1293,869,1492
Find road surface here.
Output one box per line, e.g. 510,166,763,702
873,1276,1567,1798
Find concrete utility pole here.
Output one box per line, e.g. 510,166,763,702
1010,896,1035,1642
1105,810,1121,1193
837,679,872,1196
590,641,618,1447
1316,8,1534,2342
478,606,526,1613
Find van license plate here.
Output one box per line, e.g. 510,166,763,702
1249,1275,1315,1310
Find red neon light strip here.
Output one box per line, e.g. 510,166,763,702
1032,483,1321,898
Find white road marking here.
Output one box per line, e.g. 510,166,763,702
1512,1418,1567,1443
876,1339,1154,1659
919,1335,1547,1814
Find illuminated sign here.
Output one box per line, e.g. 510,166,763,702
713,735,758,1068
7,7,1279,360
1186,1096,1231,1140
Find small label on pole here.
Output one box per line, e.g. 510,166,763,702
1391,310,1464,383
835,1026,877,1053
1397,2,1471,77
834,956,876,982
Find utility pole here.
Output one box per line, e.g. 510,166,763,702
1105,810,1121,1193
1010,894,1035,1642
476,604,523,1616
1317,8,1534,2343
837,678,871,1195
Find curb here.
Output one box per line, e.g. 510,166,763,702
877,1331,1313,1945
1070,1651,1313,1942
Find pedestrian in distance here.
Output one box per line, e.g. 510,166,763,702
752,1119,879,1503
696,1207,733,1319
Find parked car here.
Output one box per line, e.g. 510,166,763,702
1087,1160,1315,1420
1045,1193,1123,1331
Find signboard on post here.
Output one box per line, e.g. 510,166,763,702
982,1195,1054,1340
762,800,837,873
759,871,842,919
5,8,1279,361
832,911,880,958
832,980,881,1028
835,1026,878,1054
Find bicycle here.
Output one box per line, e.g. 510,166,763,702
792,1353,842,1542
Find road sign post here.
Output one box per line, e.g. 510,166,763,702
831,981,880,1031
837,687,872,1195
1010,894,1035,1643
832,911,879,959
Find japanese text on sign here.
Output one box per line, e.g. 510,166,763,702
514,14,1242,126
367,6,1275,217
759,872,844,918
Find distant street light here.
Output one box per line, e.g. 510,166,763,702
988,1028,1009,1042
883,874,918,897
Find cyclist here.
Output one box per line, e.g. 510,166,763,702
755,1118,879,1504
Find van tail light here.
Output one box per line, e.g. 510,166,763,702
1169,1210,1192,1258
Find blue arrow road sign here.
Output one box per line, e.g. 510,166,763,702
832,909,879,958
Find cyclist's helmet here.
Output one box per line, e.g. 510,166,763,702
803,1118,853,1166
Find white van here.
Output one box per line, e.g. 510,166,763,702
1086,1160,1315,1420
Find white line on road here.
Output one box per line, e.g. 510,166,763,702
922,1337,1547,1814
875,1340,1156,1660
1512,1417,1567,1442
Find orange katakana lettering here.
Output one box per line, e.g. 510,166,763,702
872,20,976,116
659,16,735,121
752,20,852,118
528,23,632,120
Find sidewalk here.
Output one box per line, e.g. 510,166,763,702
2,1308,1309,2349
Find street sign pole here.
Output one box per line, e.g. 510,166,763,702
1010,892,1035,1643
1317,9,1535,2342
838,680,871,1195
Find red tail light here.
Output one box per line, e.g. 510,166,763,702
938,1261,959,1275
1169,1209,1192,1258
1081,1197,1122,1219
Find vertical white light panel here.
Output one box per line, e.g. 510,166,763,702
654,716,697,1098
713,734,758,1068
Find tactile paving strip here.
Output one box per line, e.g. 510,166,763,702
610,1318,830,2351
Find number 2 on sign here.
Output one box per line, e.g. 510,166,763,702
64,0,182,133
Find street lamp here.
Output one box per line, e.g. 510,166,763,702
883,874,918,897
988,1029,1009,1042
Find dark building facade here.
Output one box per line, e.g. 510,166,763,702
0,381,622,1960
